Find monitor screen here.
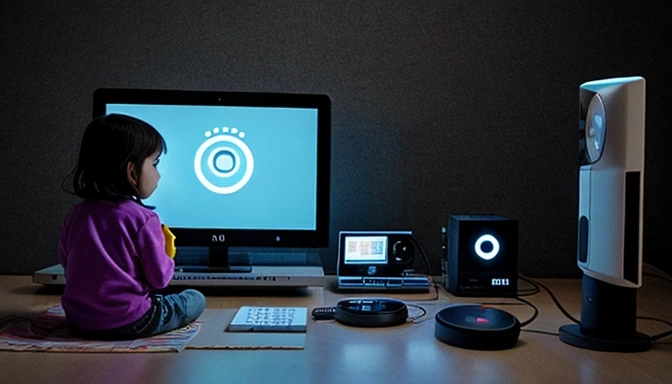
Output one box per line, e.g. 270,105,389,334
92,88,331,250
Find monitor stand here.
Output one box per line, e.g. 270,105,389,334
177,246,252,273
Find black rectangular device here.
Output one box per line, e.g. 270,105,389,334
336,231,430,291
442,215,518,297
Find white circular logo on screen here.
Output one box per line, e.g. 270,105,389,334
474,234,499,260
194,127,254,194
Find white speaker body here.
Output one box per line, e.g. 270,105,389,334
577,76,645,288
560,76,650,352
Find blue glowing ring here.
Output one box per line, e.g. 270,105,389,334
475,234,499,260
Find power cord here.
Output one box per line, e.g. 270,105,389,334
515,296,539,327
518,274,672,342
406,303,428,322
517,277,541,297
650,330,672,342
518,274,580,324
642,262,672,283
476,300,539,328
401,270,671,341
408,236,440,301
643,273,672,284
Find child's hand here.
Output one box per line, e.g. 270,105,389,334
161,224,176,259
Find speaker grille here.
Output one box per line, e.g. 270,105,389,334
578,216,589,263
623,171,641,285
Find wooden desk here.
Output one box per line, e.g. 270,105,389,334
1,275,670,384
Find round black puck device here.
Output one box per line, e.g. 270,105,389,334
335,298,408,327
435,304,520,350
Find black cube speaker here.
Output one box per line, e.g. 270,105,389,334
442,215,518,297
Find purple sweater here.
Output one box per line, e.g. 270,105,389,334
57,199,174,330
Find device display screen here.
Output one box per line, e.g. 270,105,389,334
491,278,510,286
107,103,319,231
343,236,388,264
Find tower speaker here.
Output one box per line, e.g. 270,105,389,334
559,76,651,352
442,215,518,297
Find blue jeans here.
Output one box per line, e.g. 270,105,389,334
69,289,206,340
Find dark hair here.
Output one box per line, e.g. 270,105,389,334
64,113,167,203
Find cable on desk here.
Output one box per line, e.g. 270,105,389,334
638,316,672,328
643,273,672,284
409,235,433,277
425,282,440,301
522,329,559,336
519,274,580,324
643,263,672,283
406,303,428,322
640,269,672,342
517,277,541,297
515,296,539,327
517,288,540,296
650,330,672,341
519,273,672,342
409,235,440,301
480,298,539,327
472,299,538,328
636,317,672,342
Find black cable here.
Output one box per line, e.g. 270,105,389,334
515,296,539,327
520,274,672,342
406,304,428,322
636,317,672,341
409,236,440,301
411,315,436,324
476,300,537,327
643,272,672,284
651,330,672,341
409,236,433,277
518,289,540,296
522,329,560,336
519,275,580,324
638,316,672,328
643,263,672,280
480,302,526,306
427,283,440,301
519,275,541,293
640,268,672,341
517,277,540,297
404,283,440,302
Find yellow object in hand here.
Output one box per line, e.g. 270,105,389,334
161,224,177,259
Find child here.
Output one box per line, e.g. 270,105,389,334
58,113,206,340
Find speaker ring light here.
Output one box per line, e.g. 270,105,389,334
475,235,499,260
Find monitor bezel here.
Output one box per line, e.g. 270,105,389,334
92,87,331,249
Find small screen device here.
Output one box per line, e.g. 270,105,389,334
334,298,408,327
336,231,430,291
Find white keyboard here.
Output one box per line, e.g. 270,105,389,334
226,306,308,332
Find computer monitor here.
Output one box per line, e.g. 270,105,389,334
92,88,331,272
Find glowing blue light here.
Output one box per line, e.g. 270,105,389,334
194,128,254,194
475,234,499,260
593,114,603,128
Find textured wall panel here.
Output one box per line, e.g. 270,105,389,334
1,1,670,276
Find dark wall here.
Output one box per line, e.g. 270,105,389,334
1,1,670,277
